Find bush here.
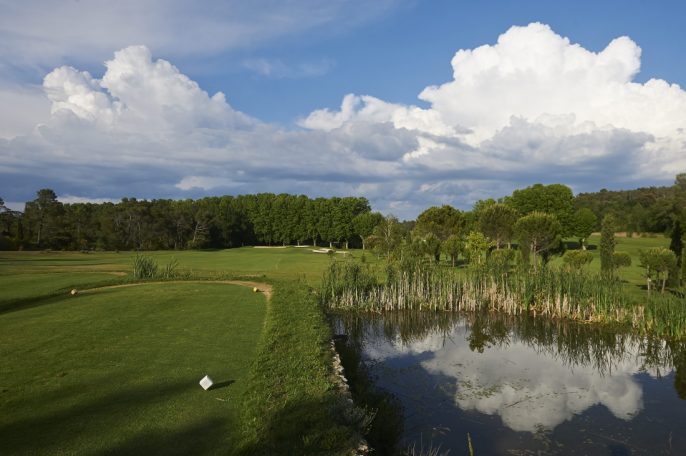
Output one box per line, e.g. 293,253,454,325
612,252,632,269
563,250,594,270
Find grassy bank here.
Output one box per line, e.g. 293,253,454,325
237,280,365,455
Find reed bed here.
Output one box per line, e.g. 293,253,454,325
321,259,686,338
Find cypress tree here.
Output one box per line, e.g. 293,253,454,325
682,250,686,287
600,214,616,275
670,219,683,266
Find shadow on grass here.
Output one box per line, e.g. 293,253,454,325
0,380,234,455
0,278,122,316
0,293,72,315
236,397,359,456
97,417,230,456
210,380,235,390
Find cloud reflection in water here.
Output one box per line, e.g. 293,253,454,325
362,326,669,432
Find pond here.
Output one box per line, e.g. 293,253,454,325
334,312,686,455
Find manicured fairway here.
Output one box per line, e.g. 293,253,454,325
0,247,353,314
0,246,354,284
0,282,266,455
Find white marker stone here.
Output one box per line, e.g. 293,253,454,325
70,289,78,296
199,375,214,391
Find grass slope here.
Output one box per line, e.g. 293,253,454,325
0,283,266,455
238,280,361,455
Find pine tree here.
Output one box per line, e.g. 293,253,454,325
600,214,616,275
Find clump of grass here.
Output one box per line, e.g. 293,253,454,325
131,255,189,280
159,257,179,279
132,254,158,279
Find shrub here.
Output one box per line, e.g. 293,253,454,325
612,252,632,269
639,248,677,294
563,250,593,270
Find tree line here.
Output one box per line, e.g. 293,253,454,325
0,191,370,250
574,174,686,234
1,175,683,262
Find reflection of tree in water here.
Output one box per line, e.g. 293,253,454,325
334,310,686,392
466,312,509,353
671,339,686,399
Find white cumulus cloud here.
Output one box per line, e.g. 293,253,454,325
1,23,685,217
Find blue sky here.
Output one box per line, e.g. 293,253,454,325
1,0,685,217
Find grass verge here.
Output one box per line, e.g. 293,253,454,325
237,280,364,455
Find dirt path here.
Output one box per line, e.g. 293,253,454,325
80,280,273,300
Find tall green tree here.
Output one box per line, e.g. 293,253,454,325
442,234,464,267
478,203,517,249
572,208,597,250
600,214,616,275
23,189,63,247
420,233,442,263
332,197,370,249
368,215,404,259
670,220,683,267
414,205,464,241
508,183,575,236
465,231,490,266
514,212,562,271
0,197,21,250
353,212,384,250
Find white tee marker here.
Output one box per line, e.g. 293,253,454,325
199,375,214,391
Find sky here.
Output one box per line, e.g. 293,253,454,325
1,0,685,218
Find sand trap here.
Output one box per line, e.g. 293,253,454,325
253,246,287,249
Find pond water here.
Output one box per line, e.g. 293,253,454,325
334,312,686,455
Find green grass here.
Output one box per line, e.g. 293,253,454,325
0,237,676,454
238,281,363,455
0,247,360,285
0,247,349,314
0,282,267,455
0,248,367,455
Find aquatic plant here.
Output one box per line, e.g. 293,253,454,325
322,258,686,338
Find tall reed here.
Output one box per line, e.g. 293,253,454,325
321,259,686,338
132,254,158,279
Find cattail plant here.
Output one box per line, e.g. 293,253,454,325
322,257,686,338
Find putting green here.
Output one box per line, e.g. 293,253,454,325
0,282,267,455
